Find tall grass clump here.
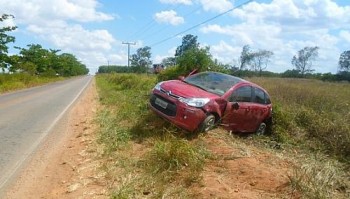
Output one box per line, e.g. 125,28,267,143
250,77,350,162
146,133,208,174
289,155,348,199
0,73,64,93
141,133,210,196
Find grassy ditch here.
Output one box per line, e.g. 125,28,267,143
96,73,209,198
96,73,349,198
0,73,65,94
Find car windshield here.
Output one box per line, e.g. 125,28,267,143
184,72,243,96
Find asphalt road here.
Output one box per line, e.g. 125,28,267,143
0,76,92,192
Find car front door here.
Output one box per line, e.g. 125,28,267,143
222,86,257,132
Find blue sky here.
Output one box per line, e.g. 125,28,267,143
1,0,350,74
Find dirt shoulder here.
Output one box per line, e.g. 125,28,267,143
4,78,106,199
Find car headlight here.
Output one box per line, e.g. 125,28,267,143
179,97,210,107
153,82,163,91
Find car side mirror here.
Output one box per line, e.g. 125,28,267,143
232,102,239,110
178,76,185,81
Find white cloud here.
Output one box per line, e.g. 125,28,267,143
159,0,192,5
0,15,16,28
49,0,114,22
199,0,350,73
0,0,117,73
25,21,119,74
232,0,350,30
340,31,350,43
199,0,233,13
0,0,114,23
210,41,241,64
154,47,176,64
154,10,184,26
201,23,282,47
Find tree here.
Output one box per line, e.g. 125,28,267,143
239,45,254,70
0,14,17,71
14,44,88,76
175,34,214,73
130,46,152,72
291,46,319,76
339,50,350,72
176,47,213,74
250,50,273,75
17,44,52,74
161,57,176,67
57,53,88,76
175,34,199,57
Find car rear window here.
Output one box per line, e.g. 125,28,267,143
254,87,266,104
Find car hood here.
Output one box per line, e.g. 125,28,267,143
160,80,219,99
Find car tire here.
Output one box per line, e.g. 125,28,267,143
199,114,216,133
256,122,267,135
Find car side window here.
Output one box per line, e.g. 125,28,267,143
254,87,266,104
230,86,252,102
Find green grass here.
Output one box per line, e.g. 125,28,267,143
96,73,208,198
0,73,65,93
96,74,350,198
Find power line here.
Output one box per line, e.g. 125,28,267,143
139,5,202,41
129,4,181,41
150,0,254,47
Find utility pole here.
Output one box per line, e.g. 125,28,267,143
122,41,136,67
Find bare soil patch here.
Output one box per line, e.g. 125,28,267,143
4,79,106,199
190,130,297,199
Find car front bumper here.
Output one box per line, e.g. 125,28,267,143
149,93,206,132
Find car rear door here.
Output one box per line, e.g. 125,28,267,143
252,87,272,124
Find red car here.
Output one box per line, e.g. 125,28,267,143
149,71,272,134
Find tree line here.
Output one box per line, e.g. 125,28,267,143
99,33,350,82
0,14,88,76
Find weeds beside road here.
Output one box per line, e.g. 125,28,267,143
0,73,65,94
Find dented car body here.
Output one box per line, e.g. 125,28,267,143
149,72,272,133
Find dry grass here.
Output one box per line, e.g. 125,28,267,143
289,155,349,199
249,77,350,162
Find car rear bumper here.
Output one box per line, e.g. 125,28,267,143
149,93,206,132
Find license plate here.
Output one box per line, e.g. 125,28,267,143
155,98,168,109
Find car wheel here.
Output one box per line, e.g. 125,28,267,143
199,114,216,133
256,122,267,135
